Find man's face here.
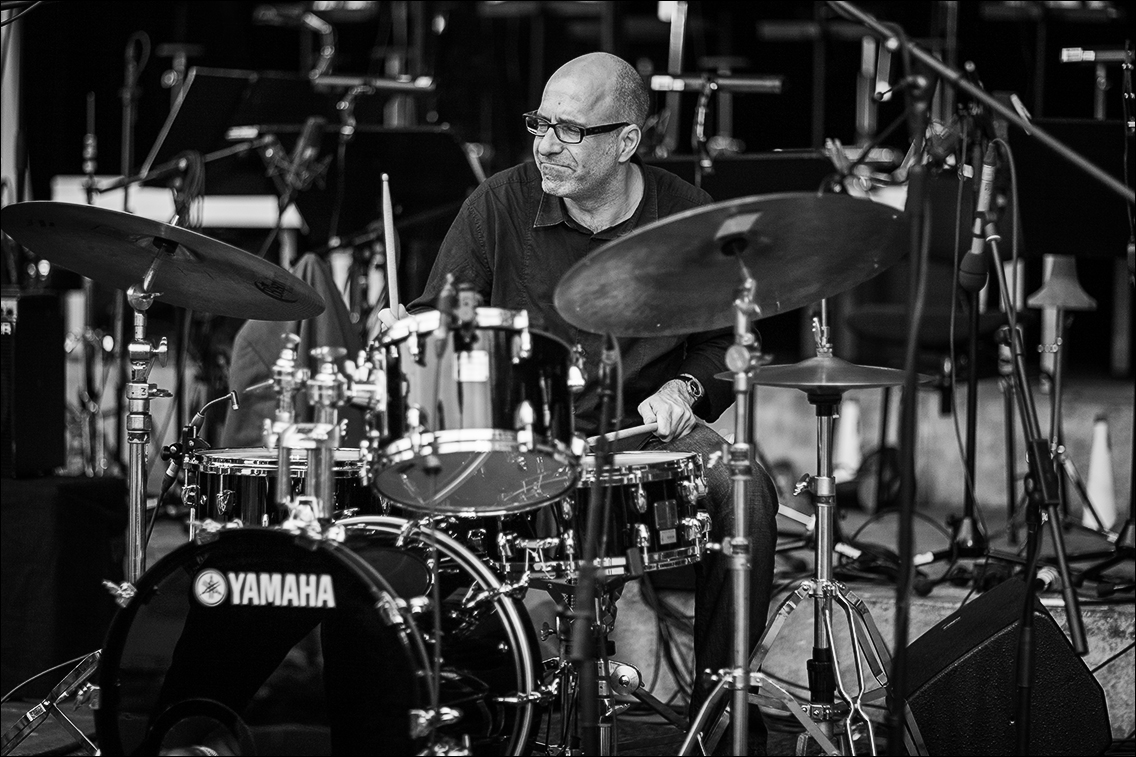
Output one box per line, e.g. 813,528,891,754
532,74,624,200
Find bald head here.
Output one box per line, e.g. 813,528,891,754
544,52,649,128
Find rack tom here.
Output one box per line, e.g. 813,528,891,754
373,308,579,516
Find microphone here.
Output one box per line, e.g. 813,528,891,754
600,334,619,384
287,116,326,189
160,392,239,492
958,143,998,294
649,73,782,94
276,116,328,209
433,273,457,353
253,5,330,33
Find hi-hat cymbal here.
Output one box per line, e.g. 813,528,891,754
554,192,907,337
716,354,924,393
1,202,325,320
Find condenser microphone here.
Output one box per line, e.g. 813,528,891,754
957,143,998,294
649,73,782,94
433,273,457,353
285,116,326,190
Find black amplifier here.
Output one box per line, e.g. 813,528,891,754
1,288,66,477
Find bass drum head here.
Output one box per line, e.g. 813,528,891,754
96,526,540,755
338,516,542,755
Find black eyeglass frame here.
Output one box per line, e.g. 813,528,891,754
523,111,631,144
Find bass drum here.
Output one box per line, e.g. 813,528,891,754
96,519,541,755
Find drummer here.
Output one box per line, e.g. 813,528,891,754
379,51,777,754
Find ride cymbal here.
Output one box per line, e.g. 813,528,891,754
554,192,907,337
1,202,325,320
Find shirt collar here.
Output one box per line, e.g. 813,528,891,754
532,155,655,236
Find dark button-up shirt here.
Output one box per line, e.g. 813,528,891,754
410,158,732,436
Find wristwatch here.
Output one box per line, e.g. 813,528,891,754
677,373,704,404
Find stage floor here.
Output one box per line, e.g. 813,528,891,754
2,489,1132,756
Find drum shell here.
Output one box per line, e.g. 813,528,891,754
375,309,578,515
474,452,709,581
183,448,374,526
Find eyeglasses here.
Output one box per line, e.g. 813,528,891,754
523,111,630,144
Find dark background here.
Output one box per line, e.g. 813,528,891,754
7,0,1135,374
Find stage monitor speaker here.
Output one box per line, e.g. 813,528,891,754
1,288,66,478
904,578,1111,756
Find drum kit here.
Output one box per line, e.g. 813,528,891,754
1,188,914,756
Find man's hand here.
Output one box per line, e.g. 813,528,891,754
375,304,411,330
638,379,697,442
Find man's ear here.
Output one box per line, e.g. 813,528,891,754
618,124,641,163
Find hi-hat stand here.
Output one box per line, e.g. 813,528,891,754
682,310,921,757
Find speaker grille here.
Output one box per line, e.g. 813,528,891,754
905,578,1111,756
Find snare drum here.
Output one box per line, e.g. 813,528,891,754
96,519,541,755
481,451,711,581
183,447,374,526
374,308,579,517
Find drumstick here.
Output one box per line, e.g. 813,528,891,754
382,173,400,311
586,422,658,447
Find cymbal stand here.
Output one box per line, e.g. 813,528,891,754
104,254,171,594
677,244,764,756
722,263,762,756
0,652,101,756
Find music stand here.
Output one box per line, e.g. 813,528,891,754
141,67,336,195
293,126,483,246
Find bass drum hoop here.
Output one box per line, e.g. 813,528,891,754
337,515,540,754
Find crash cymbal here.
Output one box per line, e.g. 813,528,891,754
554,192,907,337
1,202,324,320
716,354,923,393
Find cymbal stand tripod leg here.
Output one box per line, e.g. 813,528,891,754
0,652,101,757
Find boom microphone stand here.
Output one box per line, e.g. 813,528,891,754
828,4,1133,752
